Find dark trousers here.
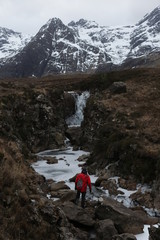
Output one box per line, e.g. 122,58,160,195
75,190,86,208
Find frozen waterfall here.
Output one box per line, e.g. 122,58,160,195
66,91,90,127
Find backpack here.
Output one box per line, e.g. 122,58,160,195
77,178,83,190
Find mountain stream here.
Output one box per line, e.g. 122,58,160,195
32,91,158,240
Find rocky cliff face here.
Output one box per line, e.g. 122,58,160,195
1,6,160,77
0,81,68,153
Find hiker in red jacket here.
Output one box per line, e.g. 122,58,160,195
75,167,92,208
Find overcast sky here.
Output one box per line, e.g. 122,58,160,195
0,0,160,35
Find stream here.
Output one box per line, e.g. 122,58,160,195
32,91,159,240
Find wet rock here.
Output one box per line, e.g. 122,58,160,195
50,189,76,201
39,156,58,164
54,132,65,146
130,188,154,209
62,201,95,227
149,225,160,240
95,197,144,234
118,178,137,191
95,175,109,186
65,127,82,146
112,233,136,240
60,190,76,202
95,219,118,240
63,92,76,118
50,181,70,191
95,176,119,195
77,154,90,162
101,179,119,196
132,209,158,225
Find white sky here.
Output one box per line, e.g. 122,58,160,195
0,0,160,35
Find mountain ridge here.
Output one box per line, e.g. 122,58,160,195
0,5,160,78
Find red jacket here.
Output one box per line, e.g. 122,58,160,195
75,173,91,193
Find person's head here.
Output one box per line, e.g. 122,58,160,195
81,167,87,174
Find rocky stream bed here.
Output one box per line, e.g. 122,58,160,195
1,69,160,239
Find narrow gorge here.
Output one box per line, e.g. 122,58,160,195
0,69,160,239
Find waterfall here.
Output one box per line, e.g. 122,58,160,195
66,91,90,127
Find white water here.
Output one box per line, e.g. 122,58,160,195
66,91,90,127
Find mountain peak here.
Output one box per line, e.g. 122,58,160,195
39,17,64,34
1,5,160,78
69,18,99,29
138,5,160,26
47,17,63,25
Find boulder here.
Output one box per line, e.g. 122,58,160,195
95,197,144,234
100,179,119,196
65,127,82,146
95,219,118,240
61,201,95,227
130,188,154,209
95,175,109,187
59,190,76,202
50,181,70,191
50,189,71,198
131,208,158,225
118,178,137,191
77,154,90,162
112,233,136,240
54,132,65,146
43,156,58,164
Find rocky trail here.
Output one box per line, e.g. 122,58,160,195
32,143,159,240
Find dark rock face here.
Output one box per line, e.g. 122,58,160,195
0,87,66,152
149,225,160,240
65,127,82,146
63,92,76,118
95,219,118,240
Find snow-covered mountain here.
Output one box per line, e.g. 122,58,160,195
0,27,31,62
0,5,160,78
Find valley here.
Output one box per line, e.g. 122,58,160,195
0,68,160,239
